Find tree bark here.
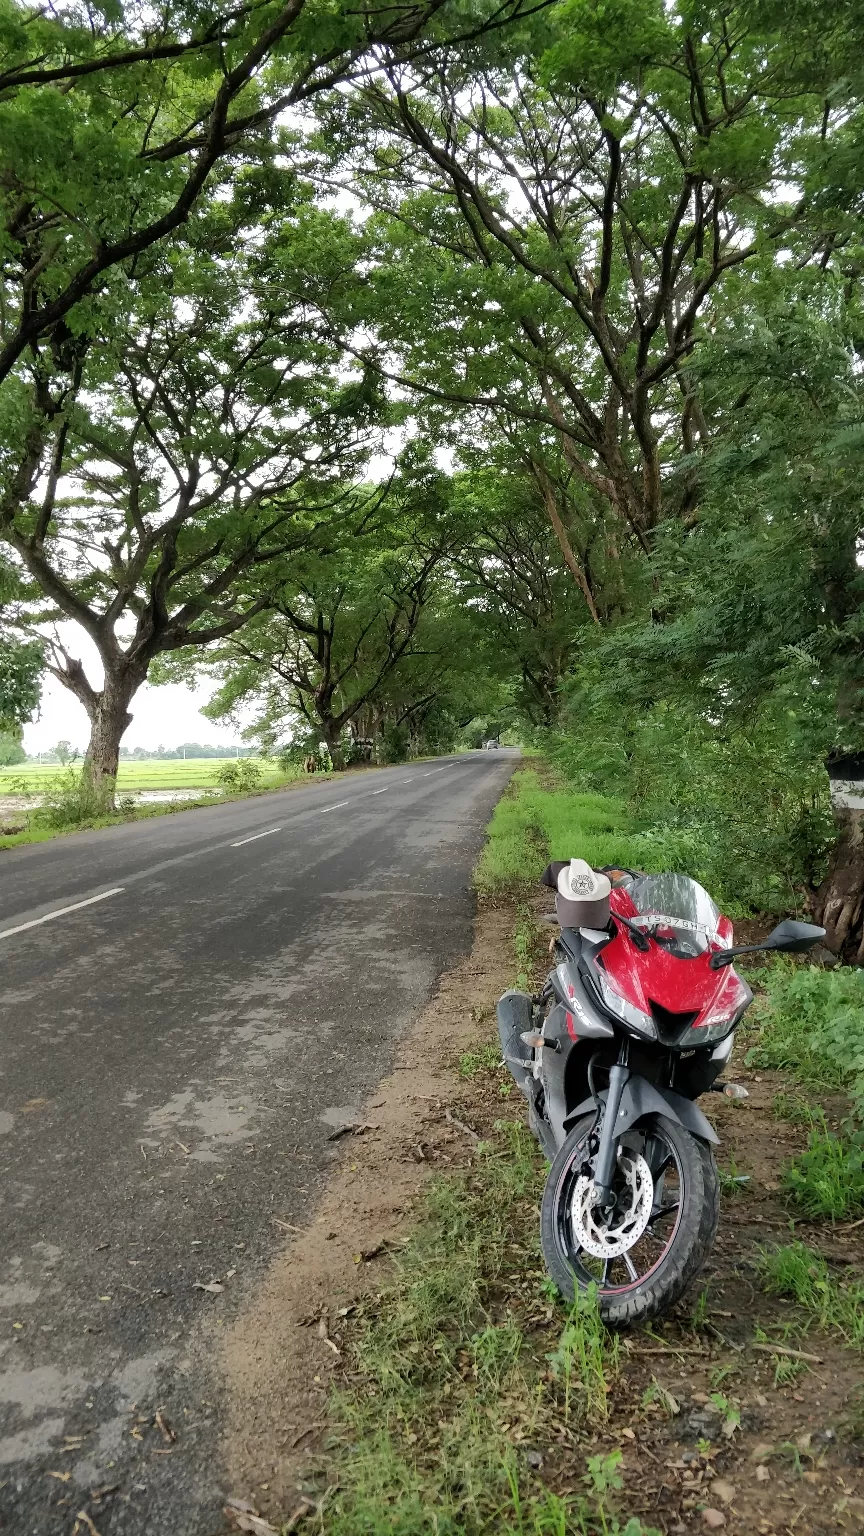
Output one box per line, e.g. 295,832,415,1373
811,807,864,964
321,718,346,770
82,675,136,807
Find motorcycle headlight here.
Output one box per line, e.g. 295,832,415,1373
686,978,752,1043
594,969,657,1039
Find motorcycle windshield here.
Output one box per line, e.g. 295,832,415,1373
627,873,721,959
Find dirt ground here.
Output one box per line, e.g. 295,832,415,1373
213,904,518,1525
215,902,864,1536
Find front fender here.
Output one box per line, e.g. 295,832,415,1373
564,1075,720,1146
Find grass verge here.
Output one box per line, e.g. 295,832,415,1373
781,1113,864,1221
473,768,638,898
317,1120,654,1536
310,890,655,1536
744,960,864,1107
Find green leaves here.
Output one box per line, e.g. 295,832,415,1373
540,0,673,94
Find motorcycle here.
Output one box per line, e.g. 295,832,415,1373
497,859,825,1324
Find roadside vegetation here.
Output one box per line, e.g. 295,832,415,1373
320,1126,650,1536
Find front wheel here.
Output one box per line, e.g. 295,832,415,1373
540,1112,719,1326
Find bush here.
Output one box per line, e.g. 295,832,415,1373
215,759,263,793
29,768,113,828
379,721,409,764
546,687,833,916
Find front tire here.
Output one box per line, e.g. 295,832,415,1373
540,1112,719,1326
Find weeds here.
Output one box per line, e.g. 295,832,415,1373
773,1355,808,1387
708,1391,741,1439
717,1157,750,1198
458,1043,504,1079
321,1120,651,1535
546,1287,617,1423
782,1115,864,1221
641,1381,680,1418
689,1286,710,1331
757,1241,864,1349
745,961,864,1109
772,1090,818,1126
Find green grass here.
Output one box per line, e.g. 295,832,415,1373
757,1241,864,1350
0,756,288,792
319,1119,654,1536
781,1115,864,1221
744,960,864,1111
473,768,643,898
458,1042,504,1079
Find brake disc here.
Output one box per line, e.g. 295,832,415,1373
572,1153,654,1259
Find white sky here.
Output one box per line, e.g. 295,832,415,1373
21,626,236,755
23,673,225,755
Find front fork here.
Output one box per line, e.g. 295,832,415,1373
592,1044,631,1208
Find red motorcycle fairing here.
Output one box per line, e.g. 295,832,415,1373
601,887,748,1031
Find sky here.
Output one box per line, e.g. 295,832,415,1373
23,673,228,755
21,626,241,755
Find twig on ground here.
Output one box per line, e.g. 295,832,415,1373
752,1342,823,1364
284,1498,315,1530
444,1108,480,1141
624,1345,708,1356
72,1515,102,1536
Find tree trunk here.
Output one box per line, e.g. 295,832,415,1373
82,678,135,808
321,718,346,770
811,807,864,964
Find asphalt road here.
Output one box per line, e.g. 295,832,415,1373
0,750,517,1535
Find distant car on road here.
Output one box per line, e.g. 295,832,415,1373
484,739,500,749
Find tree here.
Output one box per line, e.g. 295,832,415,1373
1,185,382,797
0,556,42,730
202,469,463,764
318,0,860,552
0,0,493,393
0,731,25,765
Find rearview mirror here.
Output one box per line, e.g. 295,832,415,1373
763,918,827,954
709,918,826,968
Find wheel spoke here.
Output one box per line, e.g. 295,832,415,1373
649,1200,680,1226
623,1251,639,1281
601,1258,611,1286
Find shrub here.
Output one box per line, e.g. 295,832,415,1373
29,768,113,828
215,758,263,793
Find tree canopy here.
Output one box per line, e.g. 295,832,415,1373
2,0,864,952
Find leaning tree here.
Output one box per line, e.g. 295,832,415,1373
0,187,384,796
